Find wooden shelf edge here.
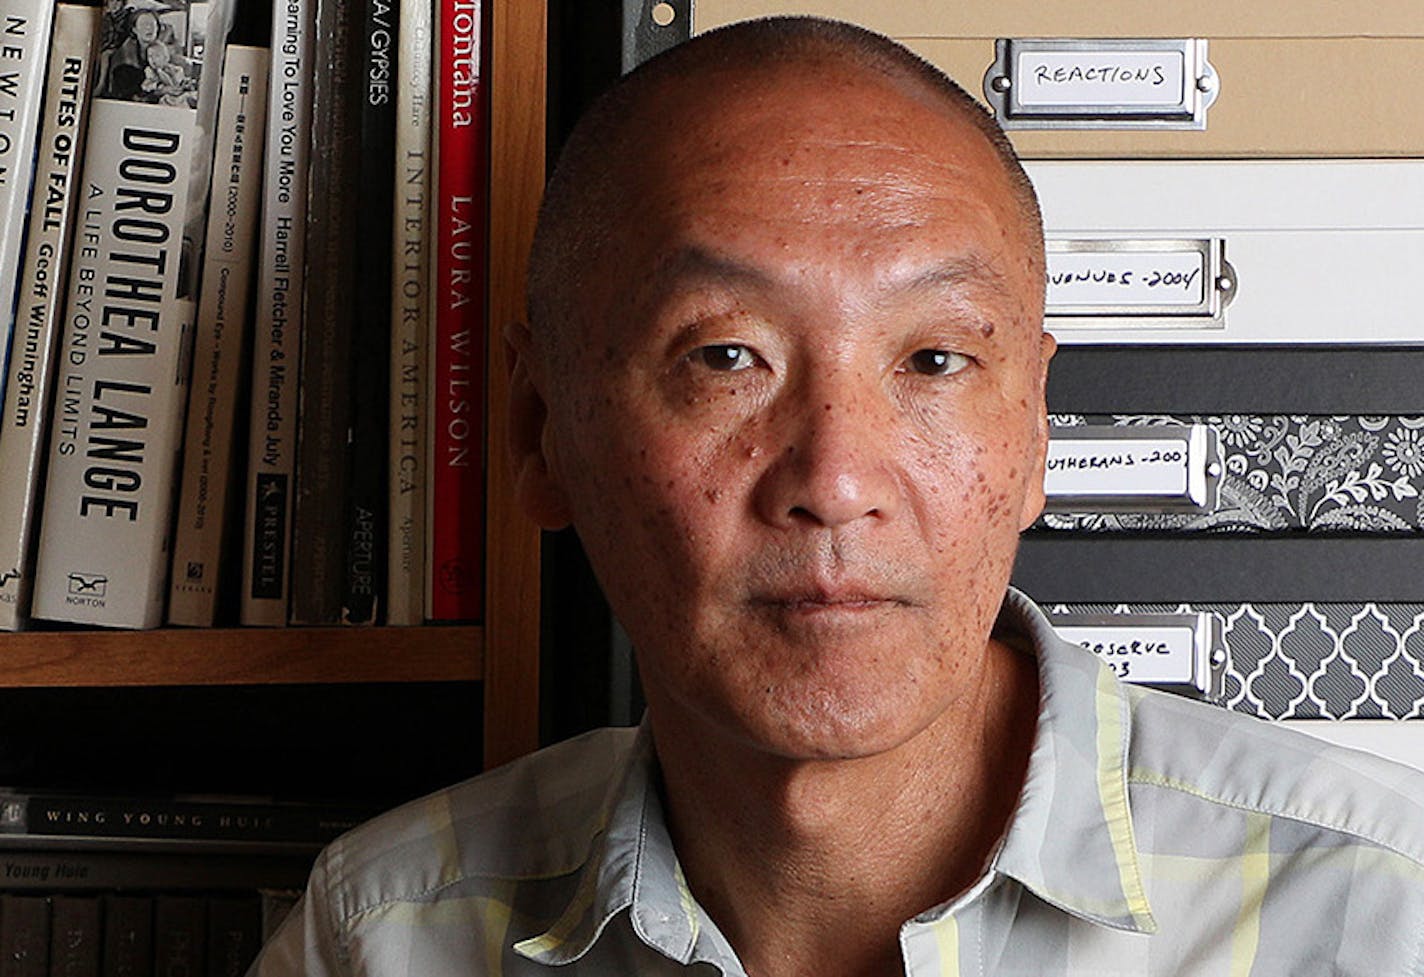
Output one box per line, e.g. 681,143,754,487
0,626,483,688
483,0,547,768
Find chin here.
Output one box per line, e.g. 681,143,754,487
721,679,946,763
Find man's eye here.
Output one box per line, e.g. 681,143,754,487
905,349,970,376
693,344,757,372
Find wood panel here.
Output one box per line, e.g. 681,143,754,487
0,626,482,687
483,0,547,768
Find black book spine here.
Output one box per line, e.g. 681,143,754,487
48,896,100,977
290,0,359,624
153,898,206,977
203,898,262,977
341,0,398,625
100,895,153,977
0,894,50,977
0,852,309,894
0,793,367,848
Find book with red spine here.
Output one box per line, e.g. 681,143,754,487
426,0,485,622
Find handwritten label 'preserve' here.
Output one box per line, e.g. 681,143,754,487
1054,625,1197,684
1016,51,1185,107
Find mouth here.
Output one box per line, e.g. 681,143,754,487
750,589,911,615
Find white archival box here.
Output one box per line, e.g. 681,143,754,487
1025,159,1424,344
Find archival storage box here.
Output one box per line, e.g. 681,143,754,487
670,0,1424,157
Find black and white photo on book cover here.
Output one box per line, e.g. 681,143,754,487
93,0,226,300
96,0,204,107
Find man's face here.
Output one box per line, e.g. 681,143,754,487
536,64,1052,761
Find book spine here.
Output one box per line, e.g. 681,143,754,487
0,793,367,848
239,0,314,627
427,0,485,622
340,0,398,625
288,0,359,625
0,851,309,892
48,896,101,977
100,896,153,977
0,894,49,977
386,0,432,626
30,1,223,629
167,45,270,627
154,897,206,977
257,891,297,943
0,1,58,408
204,897,261,977
0,5,100,631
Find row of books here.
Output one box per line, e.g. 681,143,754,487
0,788,376,976
0,890,291,977
0,0,488,631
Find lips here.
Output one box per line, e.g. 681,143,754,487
749,585,912,612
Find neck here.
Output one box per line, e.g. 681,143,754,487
649,639,1039,977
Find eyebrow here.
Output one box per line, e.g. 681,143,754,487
889,254,1007,295
646,245,776,292
635,245,1009,319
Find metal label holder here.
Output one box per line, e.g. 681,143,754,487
1043,423,1222,514
985,38,1219,130
1048,611,1225,702
1045,238,1237,330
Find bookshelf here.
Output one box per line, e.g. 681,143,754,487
0,0,546,772
483,0,546,768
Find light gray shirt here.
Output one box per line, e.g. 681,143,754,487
250,591,1424,975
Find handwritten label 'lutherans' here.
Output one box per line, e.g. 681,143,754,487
1045,438,1189,498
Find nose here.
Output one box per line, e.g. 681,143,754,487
752,378,902,530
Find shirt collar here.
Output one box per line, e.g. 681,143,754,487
513,724,732,968
988,588,1157,935
516,588,1157,969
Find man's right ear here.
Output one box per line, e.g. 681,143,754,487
505,322,573,530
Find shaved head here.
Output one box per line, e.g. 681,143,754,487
526,16,1044,362
508,9,1057,774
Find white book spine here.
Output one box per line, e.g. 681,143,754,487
239,0,313,627
0,0,58,402
29,1,224,629
0,5,99,631
167,45,269,627
386,0,431,626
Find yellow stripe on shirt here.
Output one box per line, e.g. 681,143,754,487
1095,666,1156,930
934,915,960,977
1229,813,1271,977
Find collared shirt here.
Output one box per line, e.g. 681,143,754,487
249,591,1424,976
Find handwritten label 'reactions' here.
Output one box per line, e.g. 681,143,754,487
1016,51,1185,107
1046,250,1207,310
1044,438,1189,497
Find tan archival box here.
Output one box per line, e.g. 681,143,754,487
690,1,1424,158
